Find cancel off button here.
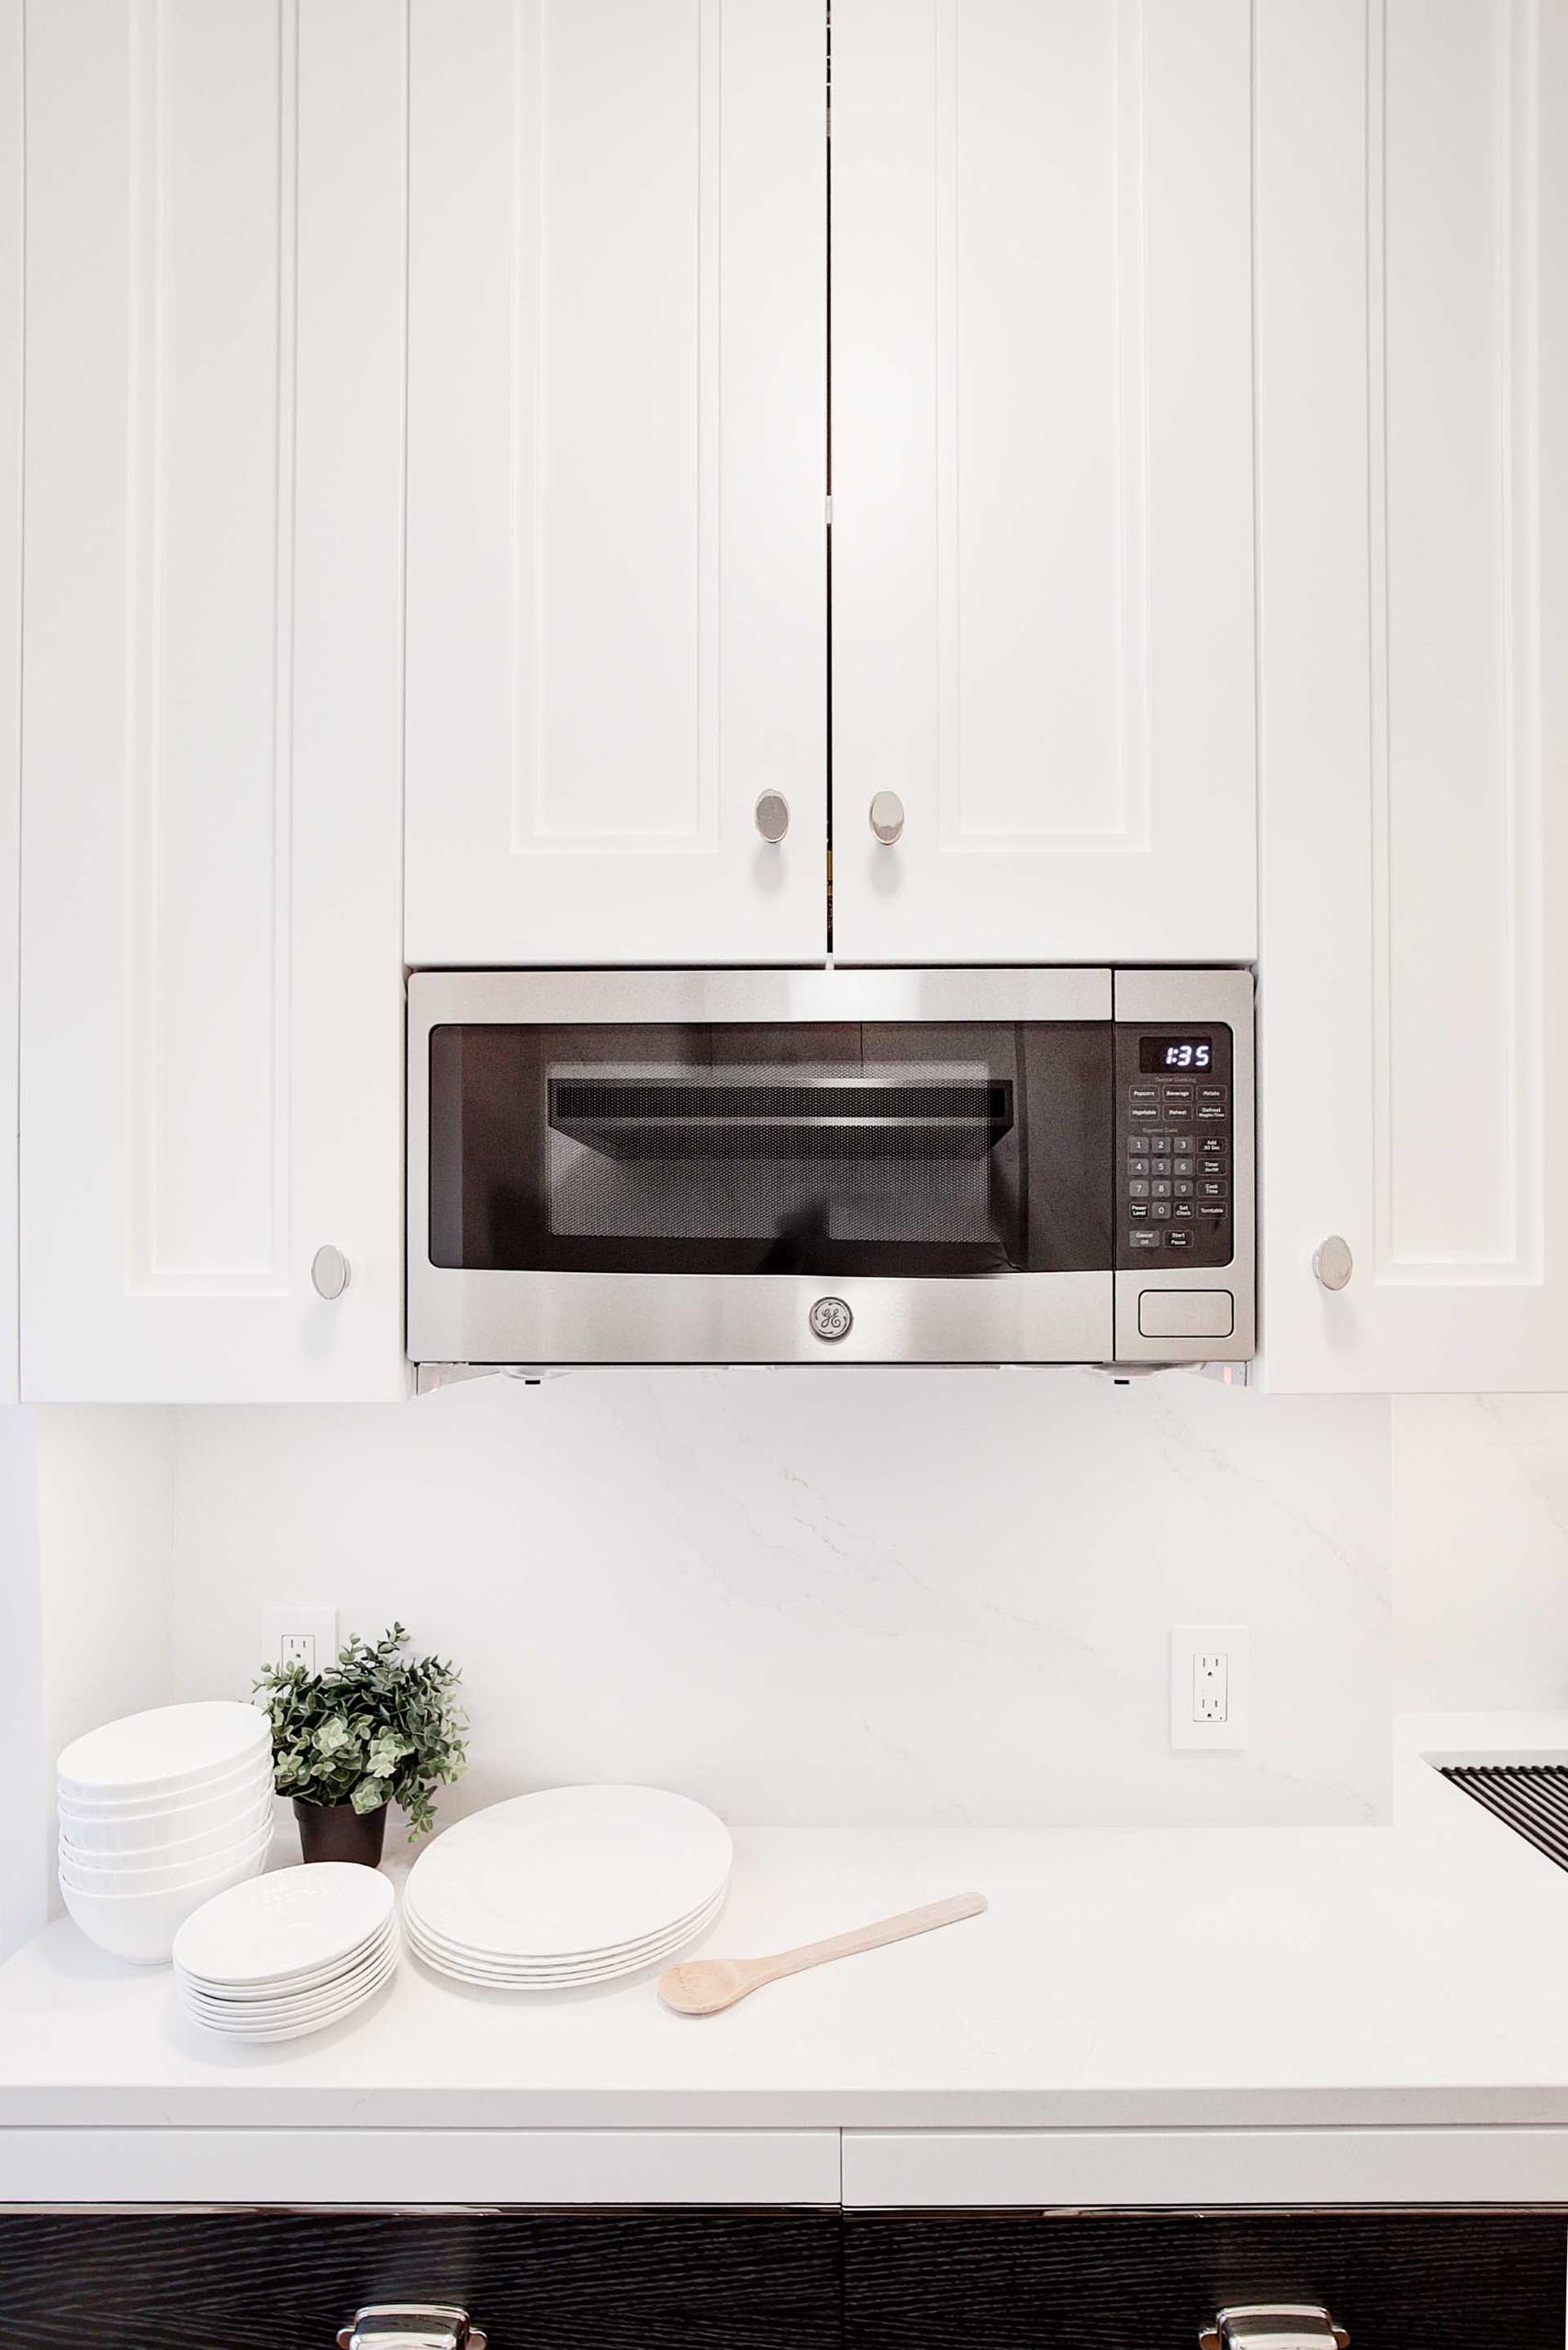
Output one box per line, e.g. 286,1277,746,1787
1137,1290,1234,1341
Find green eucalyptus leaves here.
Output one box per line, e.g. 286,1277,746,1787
254,1623,468,1840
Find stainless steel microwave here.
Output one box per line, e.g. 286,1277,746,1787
407,968,1254,1371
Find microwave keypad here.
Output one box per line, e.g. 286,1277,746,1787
1117,1031,1235,1270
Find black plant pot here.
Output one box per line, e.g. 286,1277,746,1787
293,1796,388,1868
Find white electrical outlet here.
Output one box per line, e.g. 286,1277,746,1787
260,1606,339,1679
1170,1623,1249,1751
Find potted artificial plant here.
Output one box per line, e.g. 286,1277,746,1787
255,1623,469,1866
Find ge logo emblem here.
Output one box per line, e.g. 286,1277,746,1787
809,1296,853,1342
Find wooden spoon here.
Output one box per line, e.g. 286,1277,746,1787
657,1890,987,2015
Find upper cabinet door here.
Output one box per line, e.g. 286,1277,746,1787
1258,0,1568,1392
404,0,827,968
0,0,17,1404
832,0,1257,966
20,0,407,1403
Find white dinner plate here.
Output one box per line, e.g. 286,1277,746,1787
181,1975,394,2042
402,1872,723,1964
172,1861,395,1987
178,1917,397,2003
58,1702,269,1803
405,1889,724,1986
403,1786,732,1962
183,1948,398,2026
403,1881,727,1976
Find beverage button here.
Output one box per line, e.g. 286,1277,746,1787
1161,1083,1194,1105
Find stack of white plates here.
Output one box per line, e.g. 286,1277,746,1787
57,1701,274,1963
404,1785,733,1988
173,1863,398,2040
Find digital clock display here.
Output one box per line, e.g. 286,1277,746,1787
1139,1035,1213,1072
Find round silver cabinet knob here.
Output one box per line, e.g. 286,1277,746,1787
1313,1235,1353,1292
868,789,905,845
310,1244,352,1302
754,789,790,844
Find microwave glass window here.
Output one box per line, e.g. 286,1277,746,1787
428,1023,1112,1278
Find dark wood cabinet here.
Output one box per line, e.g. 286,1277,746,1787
0,2207,843,2350
843,2208,1568,2350
2,2201,1564,2350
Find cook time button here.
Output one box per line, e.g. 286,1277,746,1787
809,1295,853,1343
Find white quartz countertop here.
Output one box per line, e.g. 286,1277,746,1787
5,1715,1568,2135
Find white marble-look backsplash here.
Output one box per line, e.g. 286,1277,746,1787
169,1370,1392,1830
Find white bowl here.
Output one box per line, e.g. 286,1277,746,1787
59,1786,274,1863
57,1757,273,1841
59,1813,274,1895
61,1840,274,1964
57,1701,268,1804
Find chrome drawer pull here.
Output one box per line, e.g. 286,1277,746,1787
1201,2305,1349,2350
337,2307,486,2350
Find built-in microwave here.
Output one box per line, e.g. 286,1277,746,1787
407,968,1254,1371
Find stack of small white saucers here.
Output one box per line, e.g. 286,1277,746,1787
57,1701,274,1963
173,1863,398,2040
404,1785,732,1989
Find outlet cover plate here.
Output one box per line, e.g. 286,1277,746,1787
260,1606,339,1680
1170,1622,1249,1751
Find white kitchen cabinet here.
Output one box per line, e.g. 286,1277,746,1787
19,0,407,1403
403,0,827,968
0,0,18,1403
1258,0,1568,1392
830,0,1257,967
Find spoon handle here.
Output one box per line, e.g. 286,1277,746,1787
753,1890,987,1989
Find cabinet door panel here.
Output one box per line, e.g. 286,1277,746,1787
1257,0,1568,1390
405,0,826,967
20,0,406,1402
0,2207,843,2350
0,0,17,1401
832,0,1256,964
844,2208,1564,2350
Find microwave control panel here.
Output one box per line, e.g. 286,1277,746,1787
1114,1023,1235,1271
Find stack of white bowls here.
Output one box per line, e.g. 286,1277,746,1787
173,1864,397,2041
57,1701,274,1963
403,1785,733,1988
